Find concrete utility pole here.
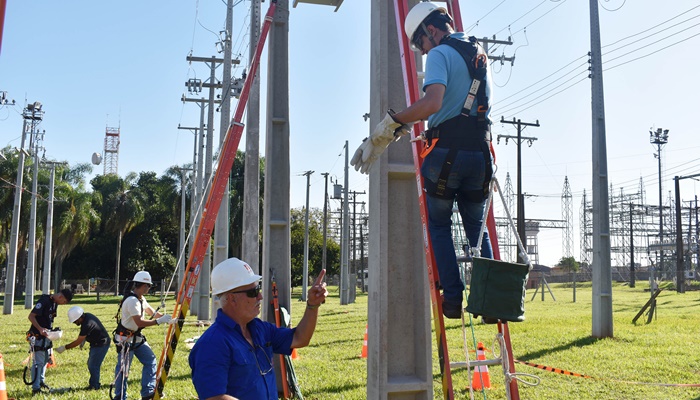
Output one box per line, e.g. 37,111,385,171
243,0,262,274
629,203,635,288
177,123,201,292
4,102,42,314
177,167,193,294
368,0,432,395
650,127,668,285
301,170,314,301
340,142,350,305
25,124,45,309
589,0,613,338
348,191,365,303
321,172,329,272
498,117,539,263
214,0,234,308
42,162,63,294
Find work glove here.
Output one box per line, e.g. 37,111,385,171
156,315,172,325
55,345,66,354
351,111,411,174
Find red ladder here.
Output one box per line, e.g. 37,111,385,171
392,0,519,398
153,1,278,398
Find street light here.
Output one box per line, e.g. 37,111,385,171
650,127,669,282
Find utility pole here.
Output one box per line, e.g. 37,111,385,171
589,0,613,338
301,170,314,301
213,0,234,312
25,121,45,309
629,203,635,288
177,167,193,294
497,117,539,263
340,141,350,305
348,191,365,303
321,172,329,272
650,127,668,284
243,0,262,274
4,101,42,314
42,161,65,295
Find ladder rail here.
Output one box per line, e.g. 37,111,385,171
153,2,278,398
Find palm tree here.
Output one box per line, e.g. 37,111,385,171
92,173,145,295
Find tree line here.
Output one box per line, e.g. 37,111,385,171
0,147,340,297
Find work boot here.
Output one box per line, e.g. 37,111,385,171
442,299,463,319
142,393,155,400
482,316,499,324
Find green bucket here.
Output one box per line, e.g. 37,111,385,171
465,257,529,322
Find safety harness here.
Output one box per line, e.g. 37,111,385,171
422,35,492,201
113,292,147,350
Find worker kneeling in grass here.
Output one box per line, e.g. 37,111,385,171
56,306,111,390
189,257,328,400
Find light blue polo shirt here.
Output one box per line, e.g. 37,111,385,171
423,32,492,129
189,308,295,400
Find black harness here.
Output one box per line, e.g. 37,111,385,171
113,292,147,350
423,35,492,200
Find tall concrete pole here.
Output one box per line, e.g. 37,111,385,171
191,100,206,316
243,0,262,273
25,133,41,308
41,163,57,294
340,142,350,305
589,0,613,338
214,0,233,286
302,170,314,301
4,104,39,314
321,172,329,272
368,1,431,396
177,168,191,293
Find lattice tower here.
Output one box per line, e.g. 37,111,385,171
561,176,573,259
104,126,120,175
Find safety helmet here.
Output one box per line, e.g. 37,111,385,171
133,270,153,285
404,2,449,51
67,306,84,323
211,258,262,296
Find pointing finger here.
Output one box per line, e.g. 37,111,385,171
313,269,326,286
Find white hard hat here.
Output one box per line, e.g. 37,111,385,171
211,258,262,296
133,271,153,285
404,2,449,51
67,306,84,323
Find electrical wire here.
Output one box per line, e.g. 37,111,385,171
496,71,589,118
465,0,507,34
604,29,700,72
603,17,700,57
599,0,626,13
602,4,700,48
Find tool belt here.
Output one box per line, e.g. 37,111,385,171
26,332,52,351
113,324,146,350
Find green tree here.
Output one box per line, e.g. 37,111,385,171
290,207,340,286
556,256,580,273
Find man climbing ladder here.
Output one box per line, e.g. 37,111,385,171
351,1,494,319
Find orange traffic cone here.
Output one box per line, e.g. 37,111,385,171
471,342,491,390
46,352,57,368
291,348,300,360
360,324,368,358
0,353,8,400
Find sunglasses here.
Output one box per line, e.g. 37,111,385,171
411,32,424,52
227,284,261,298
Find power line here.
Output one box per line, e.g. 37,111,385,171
602,4,700,48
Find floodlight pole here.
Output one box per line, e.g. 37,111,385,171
302,170,314,301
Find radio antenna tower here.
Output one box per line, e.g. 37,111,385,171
104,125,120,175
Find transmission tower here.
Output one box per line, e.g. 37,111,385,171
562,176,573,259
103,126,120,175
502,172,515,262
579,189,592,273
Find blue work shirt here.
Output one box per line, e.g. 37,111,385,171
423,32,493,128
189,308,295,400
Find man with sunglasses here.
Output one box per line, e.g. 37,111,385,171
112,270,177,400
189,257,328,400
351,2,494,319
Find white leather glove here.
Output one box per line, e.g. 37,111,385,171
351,111,411,174
55,345,66,354
156,315,172,325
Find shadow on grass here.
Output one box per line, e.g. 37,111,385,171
516,336,601,361
305,337,357,348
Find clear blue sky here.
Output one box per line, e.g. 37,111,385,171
1,0,699,267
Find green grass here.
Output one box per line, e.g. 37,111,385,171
2,282,700,399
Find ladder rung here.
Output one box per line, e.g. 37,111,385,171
450,358,502,369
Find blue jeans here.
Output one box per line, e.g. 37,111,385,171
421,147,493,303
87,344,110,389
30,338,50,391
114,341,157,399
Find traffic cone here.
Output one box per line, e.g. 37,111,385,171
471,342,491,390
46,352,57,368
291,348,300,360
0,353,8,400
360,324,368,358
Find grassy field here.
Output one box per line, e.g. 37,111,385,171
1,281,700,399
